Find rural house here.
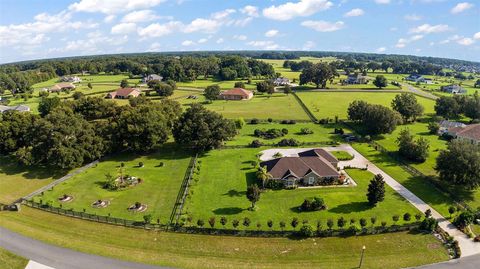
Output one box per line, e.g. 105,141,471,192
273,77,290,86
142,74,163,83
0,104,30,113
60,76,82,83
438,120,466,135
441,84,466,94
260,149,340,188
446,124,480,144
343,74,370,84
106,88,141,99
219,88,253,100
405,74,426,83
50,83,76,93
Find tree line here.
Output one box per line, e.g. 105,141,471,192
0,97,237,169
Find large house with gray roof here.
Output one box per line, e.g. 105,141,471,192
260,149,340,188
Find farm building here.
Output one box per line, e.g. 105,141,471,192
343,74,370,84
60,76,82,83
219,88,253,100
438,120,466,135
106,88,141,99
273,77,290,86
405,74,426,83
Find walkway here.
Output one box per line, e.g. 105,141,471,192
412,253,480,269
0,227,168,269
19,160,99,203
331,144,479,257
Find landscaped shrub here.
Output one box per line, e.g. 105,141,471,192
334,128,344,135
281,128,289,135
280,120,296,125
232,219,239,229
291,218,299,230
298,224,314,237
250,118,259,124
143,214,152,224
277,138,300,147
403,213,411,222
300,128,314,135
253,128,285,139
419,217,438,232
250,139,263,148
300,197,326,211
346,225,358,236
453,211,475,229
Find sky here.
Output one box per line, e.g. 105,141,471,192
0,0,479,64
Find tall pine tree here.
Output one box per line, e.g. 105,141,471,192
367,174,385,206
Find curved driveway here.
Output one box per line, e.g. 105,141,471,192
0,226,169,269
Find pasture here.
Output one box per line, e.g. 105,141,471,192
296,92,436,119
32,144,192,222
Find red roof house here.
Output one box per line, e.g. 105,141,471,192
219,88,253,100
106,88,141,99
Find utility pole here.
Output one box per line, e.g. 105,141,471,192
358,245,366,268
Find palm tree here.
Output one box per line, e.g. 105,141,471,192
256,166,272,189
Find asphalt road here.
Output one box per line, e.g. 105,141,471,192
412,254,480,269
0,226,170,269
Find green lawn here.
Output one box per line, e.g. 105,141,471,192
0,156,65,204
32,144,192,222
296,92,436,120
177,78,261,90
175,93,310,120
331,151,354,160
226,122,345,146
0,248,28,269
0,208,448,269
185,148,420,230
352,143,454,217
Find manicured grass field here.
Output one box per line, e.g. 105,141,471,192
0,156,64,204
175,93,310,120
296,92,436,119
226,122,345,146
32,144,191,222
330,151,354,160
0,247,28,269
185,148,420,230
373,121,448,176
0,208,449,269
352,143,454,217
177,78,260,90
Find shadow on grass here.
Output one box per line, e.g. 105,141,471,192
0,156,67,180
223,189,246,197
212,207,245,215
245,171,258,186
329,201,374,214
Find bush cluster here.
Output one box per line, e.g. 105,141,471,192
253,128,288,139
300,197,326,211
277,138,299,147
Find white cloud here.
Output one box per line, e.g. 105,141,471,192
474,32,480,40
216,38,224,44
184,18,220,33
404,14,422,21
240,5,259,17
439,35,461,44
111,22,136,34
409,24,451,34
148,42,162,52
451,2,474,14
302,41,316,50
138,21,182,38
395,34,424,48
374,0,390,4
265,29,279,37
301,20,345,32
247,40,279,50
181,40,195,46
344,8,364,17
0,11,97,47
122,10,159,23
104,15,116,23
198,38,208,44
69,0,166,14
263,0,333,21
233,35,247,40
457,37,474,46
376,47,387,52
